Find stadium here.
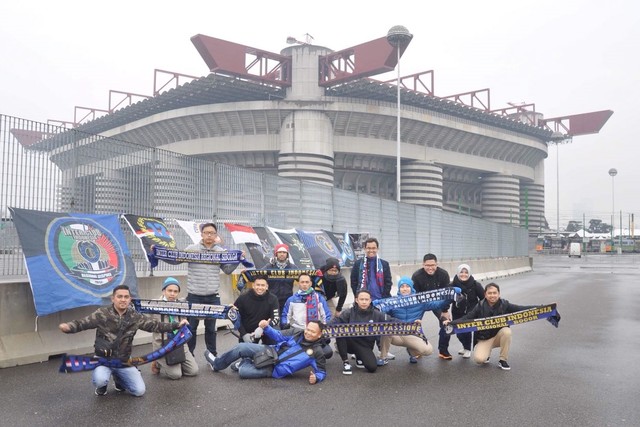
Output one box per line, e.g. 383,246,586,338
28,29,611,234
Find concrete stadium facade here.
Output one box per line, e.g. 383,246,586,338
66,36,555,233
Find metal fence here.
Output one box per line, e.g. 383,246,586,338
0,114,528,277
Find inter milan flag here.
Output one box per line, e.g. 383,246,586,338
10,208,138,316
323,230,355,267
296,229,342,268
123,214,177,254
244,226,280,268
268,227,314,268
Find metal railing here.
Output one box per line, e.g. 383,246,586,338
0,114,528,278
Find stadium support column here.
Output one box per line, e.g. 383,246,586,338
481,174,520,226
278,111,334,186
520,182,545,235
400,160,443,208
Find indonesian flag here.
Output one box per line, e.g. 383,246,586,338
224,223,261,245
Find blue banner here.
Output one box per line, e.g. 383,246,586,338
9,208,138,316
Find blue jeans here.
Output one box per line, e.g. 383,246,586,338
213,343,273,379
93,365,145,396
187,293,220,355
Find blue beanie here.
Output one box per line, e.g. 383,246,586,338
397,276,416,294
163,277,180,291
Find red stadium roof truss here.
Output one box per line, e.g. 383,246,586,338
191,34,291,87
47,32,612,139
318,36,411,86
539,110,614,137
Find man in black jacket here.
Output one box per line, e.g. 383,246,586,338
233,275,280,345
444,282,536,371
261,243,298,312
316,257,348,316
411,253,452,360
331,289,393,375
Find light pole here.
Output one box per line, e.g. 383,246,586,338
386,25,412,202
609,168,617,253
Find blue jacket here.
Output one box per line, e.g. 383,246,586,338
379,277,435,322
263,326,326,383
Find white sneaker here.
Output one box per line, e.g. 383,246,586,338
386,352,396,360
458,349,466,355
342,361,353,375
204,350,218,371
462,350,472,359
355,359,365,368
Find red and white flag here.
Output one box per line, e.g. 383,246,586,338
224,223,262,245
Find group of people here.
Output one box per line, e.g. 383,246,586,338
59,227,540,396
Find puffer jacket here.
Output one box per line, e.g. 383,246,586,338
263,326,326,382
185,242,236,296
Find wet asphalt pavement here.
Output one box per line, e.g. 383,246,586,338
1,253,638,427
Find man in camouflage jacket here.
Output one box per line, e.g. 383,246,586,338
59,284,188,397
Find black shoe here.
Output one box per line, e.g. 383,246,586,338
114,382,125,392
498,360,511,370
94,386,107,396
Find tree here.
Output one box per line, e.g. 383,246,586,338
566,221,582,232
588,219,612,234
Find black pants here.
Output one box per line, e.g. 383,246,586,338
434,312,451,352
336,337,377,372
187,293,220,355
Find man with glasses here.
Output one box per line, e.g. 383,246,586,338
350,237,392,301
350,238,393,363
185,223,237,357
411,253,452,360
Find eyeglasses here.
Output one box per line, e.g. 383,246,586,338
202,231,217,235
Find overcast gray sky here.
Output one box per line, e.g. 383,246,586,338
1,0,637,230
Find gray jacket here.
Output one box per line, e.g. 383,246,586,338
185,242,236,296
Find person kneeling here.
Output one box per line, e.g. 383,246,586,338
204,319,326,384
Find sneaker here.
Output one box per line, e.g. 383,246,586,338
114,381,125,392
94,386,107,396
376,358,388,366
438,351,453,360
458,348,466,355
498,360,511,370
462,350,472,359
151,360,160,375
230,361,241,372
342,361,352,375
386,352,396,360
355,359,365,369
405,348,418,363
204,350,218,371
484,357,491,364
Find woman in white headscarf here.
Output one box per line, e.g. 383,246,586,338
451,264,484,359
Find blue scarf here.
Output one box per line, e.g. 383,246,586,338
324,321,424,338
59,325,192,373
373,287,462,312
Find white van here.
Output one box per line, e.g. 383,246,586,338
569,242,582,258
